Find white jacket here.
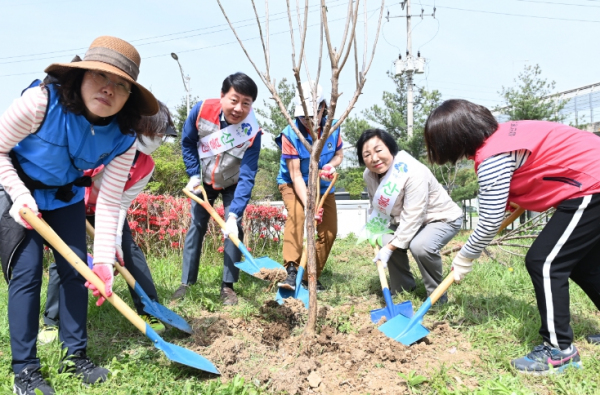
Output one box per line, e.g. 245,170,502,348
364,152,463,249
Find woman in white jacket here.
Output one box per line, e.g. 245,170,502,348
357,129,463,300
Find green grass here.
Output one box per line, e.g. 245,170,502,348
0,231,599,394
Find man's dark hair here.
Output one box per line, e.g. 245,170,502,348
221,72,258,102
46,68,140,136
356,128,399,166
424,99,498,165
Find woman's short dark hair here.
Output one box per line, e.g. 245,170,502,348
48,68,141,136
137,101,173,144
221,72,258,102
356,129,399,166
424,99,498,165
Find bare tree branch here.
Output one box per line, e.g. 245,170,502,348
338,0,360,73
336,0,355,63
251,0,271,78
362,0,385,77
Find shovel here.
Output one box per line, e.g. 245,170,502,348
369,248,414,324
20,208,219,375
85,220,192,334
275,174,338,309
379,205,525,345
275,240,310,308
182,188,285,277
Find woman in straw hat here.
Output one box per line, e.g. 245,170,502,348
0,36,158,394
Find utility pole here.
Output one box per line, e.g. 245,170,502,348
406,0,414,138
389,1,435,137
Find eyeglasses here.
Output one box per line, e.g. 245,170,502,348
88,71,132,97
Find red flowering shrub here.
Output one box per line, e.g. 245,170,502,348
127,193,285,257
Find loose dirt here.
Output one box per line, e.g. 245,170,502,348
188,297,481,394
255,268,288,282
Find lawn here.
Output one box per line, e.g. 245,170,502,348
0,231,598,394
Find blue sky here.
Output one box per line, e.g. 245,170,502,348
1,0,598,128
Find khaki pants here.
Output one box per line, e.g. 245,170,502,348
279,183,337,279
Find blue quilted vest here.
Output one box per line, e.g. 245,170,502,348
12,81,136,210
276,118,340,193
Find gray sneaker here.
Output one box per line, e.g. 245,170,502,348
171,284,188,300
510,343,582,375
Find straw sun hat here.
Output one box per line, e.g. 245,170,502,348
45,36,158,115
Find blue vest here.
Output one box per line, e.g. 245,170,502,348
13,82,135,210
276,118,340,193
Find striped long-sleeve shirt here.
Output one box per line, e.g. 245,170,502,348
460,150,530,259
0,86,135,265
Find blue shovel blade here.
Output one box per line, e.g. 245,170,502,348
145,324,220,375
234,242,285,277
234,256,285,276
370,300,413,324
133,283,192,334
275,266,309,309
378,298,432,346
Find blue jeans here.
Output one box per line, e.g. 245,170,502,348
181,183,243,285
9,201,88,374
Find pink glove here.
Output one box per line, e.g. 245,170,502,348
85,263,114,306
314,207,324,225
319,164,336,181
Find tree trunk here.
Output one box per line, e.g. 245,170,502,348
304,146,322,336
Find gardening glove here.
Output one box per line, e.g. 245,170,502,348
319,164,336,181
10,193,40,229
372,245,394,268
115,244,124,267
222,213,239,240
85,263,114,306
452,253,474,282
185,175,203,195
314,207,324,225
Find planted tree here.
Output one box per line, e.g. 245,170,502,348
217,0,385,334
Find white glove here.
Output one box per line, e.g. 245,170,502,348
222,213,239,240
185,175,202,195
9,193,39,229
319,164,336,181
372,246,394,269
115,244,124,267
452,253,474,282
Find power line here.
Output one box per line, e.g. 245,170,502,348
0,3,379,76
516,0,600,7
421,3,600,23
0,0,349,63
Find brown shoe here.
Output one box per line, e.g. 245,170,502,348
220,286,238,306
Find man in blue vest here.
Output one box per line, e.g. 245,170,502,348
173,72,261,305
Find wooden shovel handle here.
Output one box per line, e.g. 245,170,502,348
85,220,137,289
299,173,339,270
500,205,525,232
430,204,525,304
183,188,243,248
373,247,390,290
21,208,147,334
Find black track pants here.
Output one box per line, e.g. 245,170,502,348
525,194,600,350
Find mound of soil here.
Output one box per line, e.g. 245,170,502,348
191,299,480,394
